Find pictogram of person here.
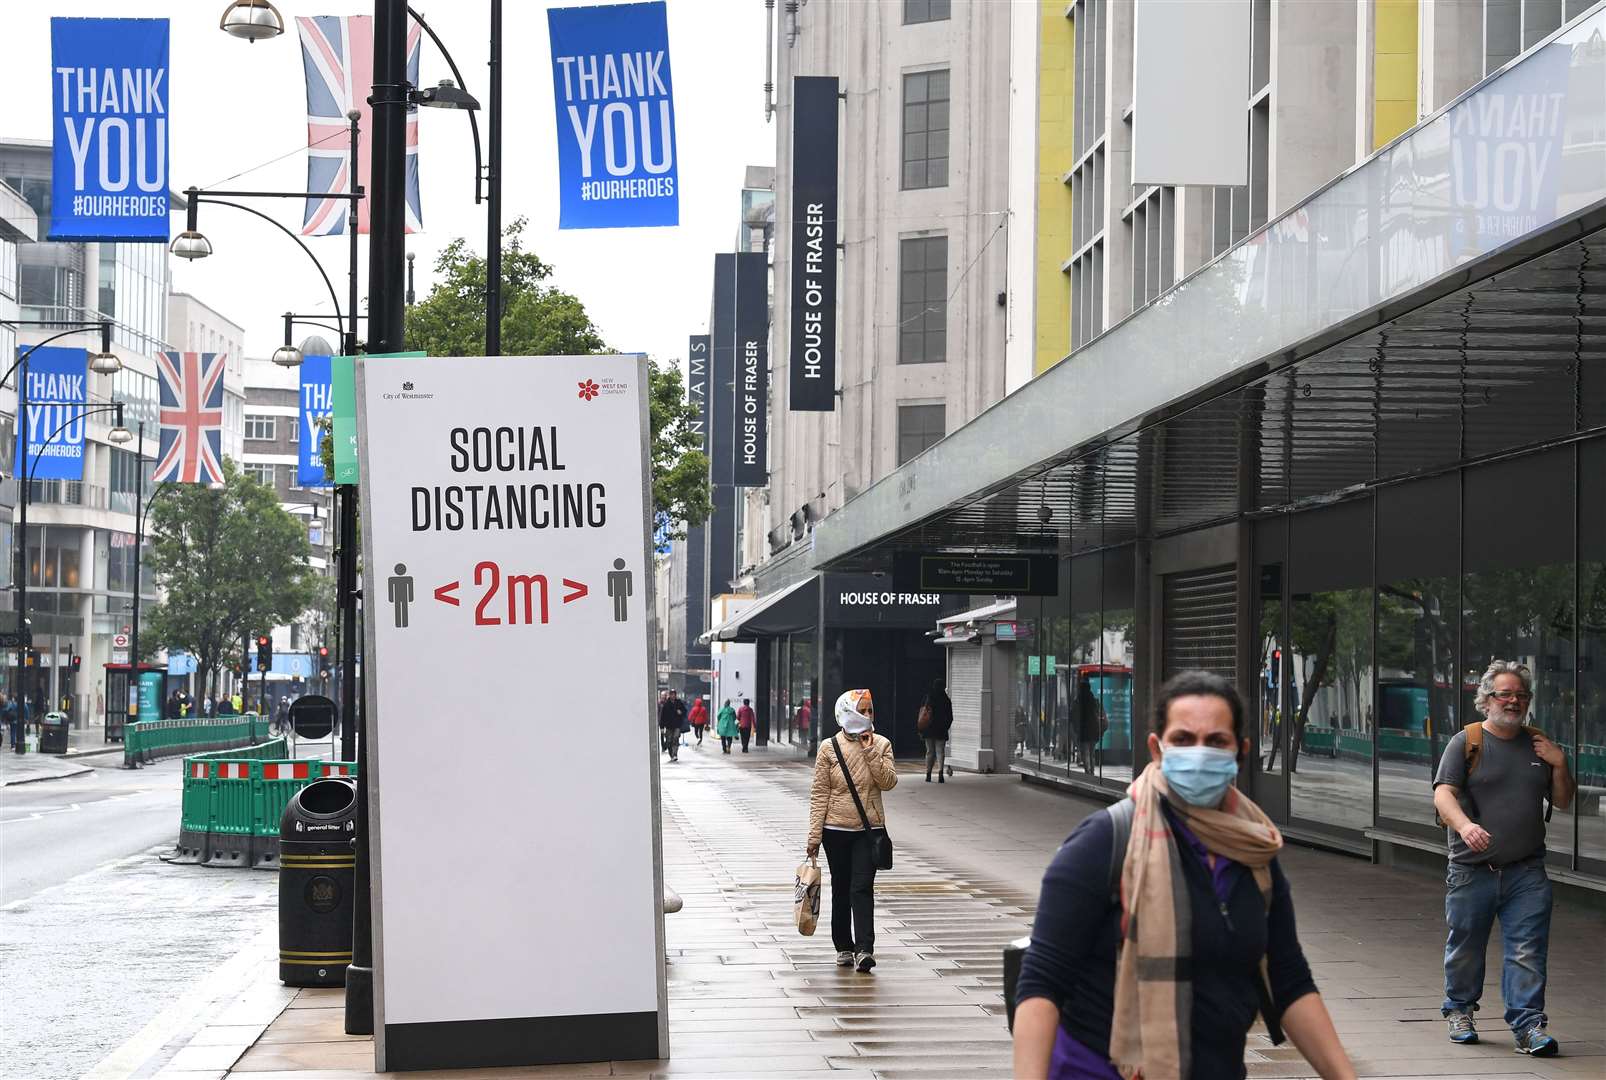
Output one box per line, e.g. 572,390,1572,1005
388,563,415,628
607,558,632,622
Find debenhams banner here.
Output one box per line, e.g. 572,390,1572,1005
789,76,838,412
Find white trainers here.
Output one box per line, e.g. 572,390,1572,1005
834,951,854,967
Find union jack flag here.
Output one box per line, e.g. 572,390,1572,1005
296,15,423,235
154,352,226,485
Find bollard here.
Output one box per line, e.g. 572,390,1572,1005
279,777,358,986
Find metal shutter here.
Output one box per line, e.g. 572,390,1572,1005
947,647,984,771
1162,565,1237,681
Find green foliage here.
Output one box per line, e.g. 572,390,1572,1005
143,460,316,700
404,218,607,358
401,217,710,534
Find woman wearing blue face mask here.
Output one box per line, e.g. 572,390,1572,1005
1013,671,1355,1080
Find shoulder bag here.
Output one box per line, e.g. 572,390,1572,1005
831,735,894,870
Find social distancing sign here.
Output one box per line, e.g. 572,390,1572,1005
356,354,665,1071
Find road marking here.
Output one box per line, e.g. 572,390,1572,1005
0,802,81,825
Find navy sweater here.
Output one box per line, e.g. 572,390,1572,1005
1015,805,1318,1079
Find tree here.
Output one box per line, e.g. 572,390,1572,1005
144,460,317,704
403,217,710,535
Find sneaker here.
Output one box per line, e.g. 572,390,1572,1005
855,951,876,973
834,951,854,967
1446,1011,1478,1045
1514,1025,1558,1057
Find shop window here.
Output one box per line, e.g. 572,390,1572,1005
1579,439,1605,871
897,403,946,464
1288,497,1374,836
1462,446,1575,865
901,70,949,190
1098,545,1137,787
898,237,948,364
1376,474,1460,835
1255,516,1290,797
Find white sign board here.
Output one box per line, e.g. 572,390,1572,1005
1131,0,1250,187
357,354,665,1071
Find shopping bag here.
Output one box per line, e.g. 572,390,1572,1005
794,857,822,936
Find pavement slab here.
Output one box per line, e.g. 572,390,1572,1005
175,740,1603,1079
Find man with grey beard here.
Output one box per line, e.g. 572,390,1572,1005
1432,661,1576,1057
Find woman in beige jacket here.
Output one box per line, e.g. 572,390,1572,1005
806,688,897,973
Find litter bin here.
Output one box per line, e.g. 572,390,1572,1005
279,777,357,987
39,712,70,755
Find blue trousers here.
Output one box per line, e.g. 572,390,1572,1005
1442,855,1552,1033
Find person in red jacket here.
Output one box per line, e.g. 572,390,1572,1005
688,696,710,746
737,698,756,753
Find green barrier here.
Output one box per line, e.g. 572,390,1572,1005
171,754,359,869
126,714,271,768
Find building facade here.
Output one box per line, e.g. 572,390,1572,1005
810,2,1606,886
1,138,174,725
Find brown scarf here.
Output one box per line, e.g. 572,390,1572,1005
1108,762,1283,1080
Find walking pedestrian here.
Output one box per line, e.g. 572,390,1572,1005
920,676,953,783
688,696,709,745
657,689,685,762
1013,670,1354,1080
805,689,896,974
737,698,756,752
1432,660,1575,1056
1073,677,1106,776
716,698,738,754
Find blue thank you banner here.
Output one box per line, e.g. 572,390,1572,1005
50,17,171,241
547,1,678,229
298,354,333,487
17,346,89,482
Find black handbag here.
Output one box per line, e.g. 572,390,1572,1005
831,736,893,870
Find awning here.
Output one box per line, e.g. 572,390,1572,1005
699,576,819,643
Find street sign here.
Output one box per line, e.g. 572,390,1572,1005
112,633,129,648
288,694,336,740
357,354,662,1071
893,552,1059,595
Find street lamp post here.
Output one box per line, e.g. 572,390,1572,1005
0,320,123,728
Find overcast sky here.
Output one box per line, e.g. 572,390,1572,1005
9,1,774,368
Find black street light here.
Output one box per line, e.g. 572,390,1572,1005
0,320,124,719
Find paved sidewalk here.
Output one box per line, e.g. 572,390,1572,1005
155,739,1602,1079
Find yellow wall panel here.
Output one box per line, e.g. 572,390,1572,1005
1372,0,1418,150
1035,0,1075,376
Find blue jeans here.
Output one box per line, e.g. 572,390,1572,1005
1442,855,1552,1032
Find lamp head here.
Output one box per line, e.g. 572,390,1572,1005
89,350,123,375
170,230,212,260
108,404,132,444
412,79,481,111
219,0,285,41
271,345,305,368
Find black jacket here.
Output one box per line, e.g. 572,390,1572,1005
923,689,954,740
657,698,687,729
1015,804,1316,1079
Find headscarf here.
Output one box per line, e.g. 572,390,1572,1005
834,688,873,735
1108,761,1283,1080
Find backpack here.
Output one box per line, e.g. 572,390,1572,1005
1436,721,1553,826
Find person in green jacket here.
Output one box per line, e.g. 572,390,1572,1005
715,699,739,754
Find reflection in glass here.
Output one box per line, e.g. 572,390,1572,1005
1289,499,1374,834
1012,598,1046,768
1376,476,1460,832
1581,441,1606,869
1256,518,1288,784
1463,449,1576,865
1099,546,1137,786
1065,554,1103,778
789,632,815,742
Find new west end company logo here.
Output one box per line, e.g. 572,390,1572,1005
383,380,434,402
578,376,629,401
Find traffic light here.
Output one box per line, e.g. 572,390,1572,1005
317,645,330,675
69,652,81,673
255,634,272,672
